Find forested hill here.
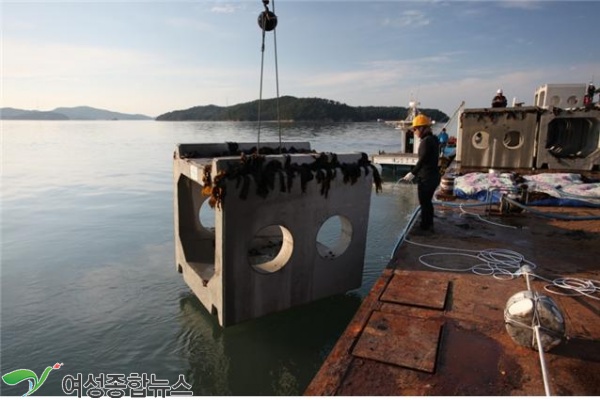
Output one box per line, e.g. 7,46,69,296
156,96,449,123
1,106,152,120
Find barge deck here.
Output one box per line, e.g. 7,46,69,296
305,203,600,396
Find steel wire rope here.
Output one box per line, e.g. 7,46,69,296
271,0,282,151
257,8,267,149
256,0,282,152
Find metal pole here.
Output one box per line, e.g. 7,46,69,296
534,325,552,396
523,270,532,291
521,266,552,396
443,100,465,130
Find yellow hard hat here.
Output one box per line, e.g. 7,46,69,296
412,114,431,128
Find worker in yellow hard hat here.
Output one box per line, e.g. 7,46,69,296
400,113,441,235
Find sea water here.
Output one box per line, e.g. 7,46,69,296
1,120,419,395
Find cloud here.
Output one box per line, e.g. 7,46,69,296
498,0,544,10
1,36,262,115
280,51,600,118
398,62,600,114
2,38,159,80
2,37,257,85
3,20,35,30
382,10,431,28
165,17,214,32
210,3,244,14
291,51,466,93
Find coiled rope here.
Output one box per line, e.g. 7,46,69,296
405,238,600,299
395,200,600,299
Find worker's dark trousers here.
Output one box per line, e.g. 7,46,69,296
417,176,440,230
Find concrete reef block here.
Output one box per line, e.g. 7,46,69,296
535,107,600,171
534,83,587,109
173,142,375,327
458,107,539,169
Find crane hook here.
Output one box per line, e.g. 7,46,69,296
258,0,277,32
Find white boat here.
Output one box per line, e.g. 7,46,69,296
385,101,436,131
373,101,463,174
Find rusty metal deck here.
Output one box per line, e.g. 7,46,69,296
305,204,600,396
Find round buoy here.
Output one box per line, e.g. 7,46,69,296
504,290,565,351
258,10,277,31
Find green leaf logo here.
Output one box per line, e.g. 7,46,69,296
2,363,63,396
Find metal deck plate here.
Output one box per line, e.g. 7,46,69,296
352,311,443,373
380,272,448,310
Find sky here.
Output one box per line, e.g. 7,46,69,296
2,0,599,118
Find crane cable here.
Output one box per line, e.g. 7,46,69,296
257,0,282,152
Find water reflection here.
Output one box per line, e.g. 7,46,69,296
177,292,362,395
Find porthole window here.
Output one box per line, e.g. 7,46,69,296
248,225,293,273
198,198,215,232
503,130,523,149
316,215,352,260
566,96,578,106
472,131,489,150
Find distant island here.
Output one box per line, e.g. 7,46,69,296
156,96,449,123
2,98,450,123
0,106,152,121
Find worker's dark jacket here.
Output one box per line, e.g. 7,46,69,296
411,132,440,183
492,95,507,107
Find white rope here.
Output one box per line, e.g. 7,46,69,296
405,239,600,299
459,203,518,230
542,277,600,301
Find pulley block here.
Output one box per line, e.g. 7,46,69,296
258,10,277,31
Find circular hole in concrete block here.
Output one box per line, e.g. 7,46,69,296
198,198,215,232
567,95,578,106
472,131,489,150
248,225,293,273
316,215,352,260
503,130,523,149
550,95,561,106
